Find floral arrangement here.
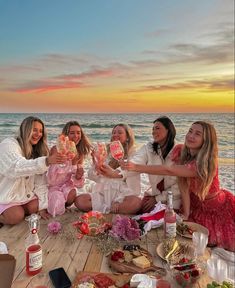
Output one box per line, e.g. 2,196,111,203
47,221,62,234
109,215,141,241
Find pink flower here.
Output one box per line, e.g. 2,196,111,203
109,215,141,241
47,221,62,234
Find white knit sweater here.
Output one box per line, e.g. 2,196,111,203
0,138,49,210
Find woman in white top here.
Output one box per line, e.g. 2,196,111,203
130,116,181,212
0,116,66,225
75,123,141,214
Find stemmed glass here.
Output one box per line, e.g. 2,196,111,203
56,134,68,167
92,142,107,169
109,140,125,161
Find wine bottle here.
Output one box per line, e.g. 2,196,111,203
25,214,42,276
164,191,176,238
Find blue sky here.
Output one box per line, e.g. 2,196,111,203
0,0,234,112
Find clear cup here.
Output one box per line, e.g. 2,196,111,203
207,257,228,283
192,231,208,257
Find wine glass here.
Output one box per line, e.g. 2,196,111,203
92,142,107,168
56,134,68,167
66,140,77,161
109,140,125,161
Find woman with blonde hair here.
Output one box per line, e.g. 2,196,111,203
123,121,235,251
0,116,66,225
75,123,141,214
47,121,92,216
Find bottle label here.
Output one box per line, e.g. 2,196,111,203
165,222,176,238
28,248,42,271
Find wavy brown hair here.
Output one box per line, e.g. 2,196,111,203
16,116,49,159
108,123,135,169
178,121,218,200
62,121,92,162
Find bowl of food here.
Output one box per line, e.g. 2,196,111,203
171,257,204,287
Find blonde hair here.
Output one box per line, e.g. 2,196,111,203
62,121,92,162
178,121,218,200
108,123,135,169
17,116,49,159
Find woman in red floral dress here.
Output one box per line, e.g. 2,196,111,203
123,121,235,251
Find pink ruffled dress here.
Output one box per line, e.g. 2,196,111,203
47,161,84,217
172,145,235,251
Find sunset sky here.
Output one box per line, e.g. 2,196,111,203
0,0,234,113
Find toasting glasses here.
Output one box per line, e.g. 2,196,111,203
109,140,125,161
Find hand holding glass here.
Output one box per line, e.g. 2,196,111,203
92,142,107,168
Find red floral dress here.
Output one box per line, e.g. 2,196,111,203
172,145,235,251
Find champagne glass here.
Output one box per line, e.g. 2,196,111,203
109,140,125,161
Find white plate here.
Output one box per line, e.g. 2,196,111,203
156,242,195,263
176,222,209,239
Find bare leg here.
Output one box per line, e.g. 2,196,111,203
74,194,92,212
66,189,76,206
115,196,142,214
0,206,25,225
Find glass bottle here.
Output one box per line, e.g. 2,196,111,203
25,214,42,276
164,191,176,238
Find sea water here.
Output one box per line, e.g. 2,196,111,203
0,113,234,193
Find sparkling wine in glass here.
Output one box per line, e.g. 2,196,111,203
66,140,77,160
92,142,107,168
109,140,125,161
56,134,68,167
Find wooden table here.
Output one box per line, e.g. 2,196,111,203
0,209,213,287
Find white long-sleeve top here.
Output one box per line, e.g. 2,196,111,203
130,142,181,209
0,138,49,210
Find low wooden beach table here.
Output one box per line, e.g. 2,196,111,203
0,209,213,287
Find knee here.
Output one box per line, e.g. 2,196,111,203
67,189,76,205
74,194,92,212
3,208,25,225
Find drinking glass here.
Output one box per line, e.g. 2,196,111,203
109,140,125,161
192,231,208,258
207,257,228,283
56,134,68,167
92,142,107,168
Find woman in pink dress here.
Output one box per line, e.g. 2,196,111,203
47,121,92,217
123,121,235,251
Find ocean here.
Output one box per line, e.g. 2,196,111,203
0,113,234,193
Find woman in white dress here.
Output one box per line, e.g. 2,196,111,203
75,123,141,214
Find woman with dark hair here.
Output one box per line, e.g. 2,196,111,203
47,121,92,216
130,116,180,213
123,121,235,251
0,116,65,225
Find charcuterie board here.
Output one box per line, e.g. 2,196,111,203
108,246,166,276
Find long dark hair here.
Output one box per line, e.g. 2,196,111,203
152,116,176,159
